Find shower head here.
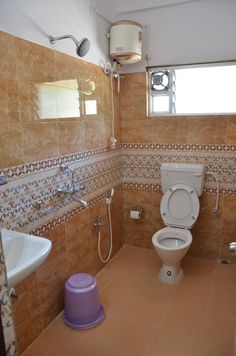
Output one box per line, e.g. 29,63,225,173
49,34,90,57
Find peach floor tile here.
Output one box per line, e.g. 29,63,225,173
172,285,210,311
22,246,236,356
160,305,205,338
147,329,200,356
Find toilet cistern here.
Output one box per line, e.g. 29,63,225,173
152,162,205,284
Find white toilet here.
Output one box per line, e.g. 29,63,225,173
152,163,205,284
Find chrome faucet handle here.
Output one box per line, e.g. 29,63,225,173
229,242,236,255
73,183,85,192
57,185,73,194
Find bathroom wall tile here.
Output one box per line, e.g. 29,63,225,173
120,72,147,121
65,207,102,275
0,32,17,80
219,195,236,260
36,252,69,298
18,81,39,122
190,195,222,259
12,273,41,326
84,118,109,149
120,72,234,145
15,38,54,82
58,121,85,156
185,116,227,144
53,50,86,82
110,190,124,256
15,307,43,354
226,116,236,143
0,80,19,124
42,224,67,268
123,188,163,248
22,122,59,162
0,125,24,169
40,288,64,329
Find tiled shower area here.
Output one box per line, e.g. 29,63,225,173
0,29,236,356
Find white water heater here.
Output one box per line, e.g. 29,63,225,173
110,21,142,64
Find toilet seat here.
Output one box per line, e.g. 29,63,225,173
160,183,199,229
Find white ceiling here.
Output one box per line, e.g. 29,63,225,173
91,0,206,22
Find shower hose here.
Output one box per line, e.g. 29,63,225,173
97,201,113,263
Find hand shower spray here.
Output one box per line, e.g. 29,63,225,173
94,188,114,263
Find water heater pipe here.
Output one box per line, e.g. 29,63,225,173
205,171,220,214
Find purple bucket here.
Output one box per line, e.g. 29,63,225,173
64,273,105,329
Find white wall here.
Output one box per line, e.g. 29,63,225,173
1,0,236,72
0,0,110,66
93,0,236,73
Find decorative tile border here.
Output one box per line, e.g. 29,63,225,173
122,144,236,195
122,143,236,152
0,142,235,235
0,236,17,356
1,146,121,181
0,149,123,232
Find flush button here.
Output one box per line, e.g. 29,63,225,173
167,271,171,276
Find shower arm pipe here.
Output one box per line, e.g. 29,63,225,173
205,171,220,214
50,34,79,45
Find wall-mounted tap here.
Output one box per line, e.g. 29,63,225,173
58,164,88,208
59,164,85,193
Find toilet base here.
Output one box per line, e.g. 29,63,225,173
159,264,183,284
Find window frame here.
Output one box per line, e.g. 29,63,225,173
147,60,236,117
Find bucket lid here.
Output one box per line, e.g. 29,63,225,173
67,273,95,289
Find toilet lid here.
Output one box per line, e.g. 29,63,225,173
160,183,200,229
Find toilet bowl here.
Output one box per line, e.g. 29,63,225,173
152,227,192,284
152,180,200,284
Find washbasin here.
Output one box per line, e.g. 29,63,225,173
1,228,52,286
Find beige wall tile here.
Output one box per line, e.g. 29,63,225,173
15,38,54,82
0,31,17,80
120,72,234,144
22,122,59,162
0,125,24,168
58,121,85,155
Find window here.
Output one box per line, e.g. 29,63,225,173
147,61,236,116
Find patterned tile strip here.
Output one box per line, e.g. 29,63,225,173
0,234,17,356
0,150,123,232
122,145,236,195
0,146,121,181
122,143,236,152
